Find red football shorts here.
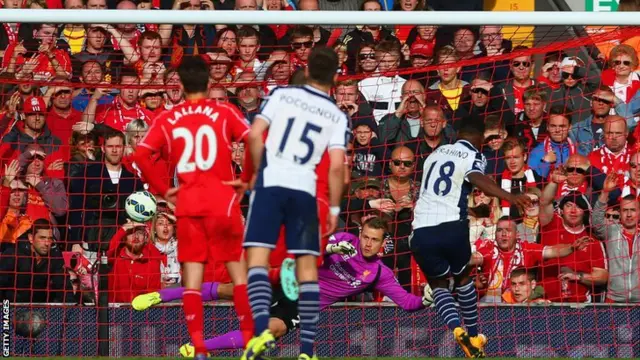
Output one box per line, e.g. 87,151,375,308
177,210,244,264
204,261,232,283
269,198,330,268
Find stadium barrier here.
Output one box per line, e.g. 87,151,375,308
8,303,640,358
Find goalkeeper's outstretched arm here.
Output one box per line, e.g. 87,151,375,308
372,264,428,312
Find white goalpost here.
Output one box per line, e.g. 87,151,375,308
0,9,637,25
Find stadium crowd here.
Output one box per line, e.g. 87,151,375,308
0,0,639,310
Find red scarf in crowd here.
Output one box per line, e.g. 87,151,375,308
543,137,577,157
589,144,631,175
556,180,589,198
500,166,537,216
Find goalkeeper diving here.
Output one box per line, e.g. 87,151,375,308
132,216,433,356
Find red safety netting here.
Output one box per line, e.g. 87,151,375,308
0,15,639,357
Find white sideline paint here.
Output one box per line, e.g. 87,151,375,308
0,9,639,25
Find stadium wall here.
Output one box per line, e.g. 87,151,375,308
10,304,640,358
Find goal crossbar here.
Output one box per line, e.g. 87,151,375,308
0,9,638,25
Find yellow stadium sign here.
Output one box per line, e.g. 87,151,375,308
484,0,535,49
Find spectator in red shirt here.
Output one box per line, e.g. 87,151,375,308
82,69,153,131
3,24,72,81
107,220,166,303
601,44,640,104
538,186,609,302
589,115,631,176
234,27,262,76
112,0,141,52
620,151,640,198
471,216,587,303
0,0,32,61
498,46,536,116
43,82,83,146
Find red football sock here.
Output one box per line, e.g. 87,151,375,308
268,267,281,285
233,284,255,345
183,290,206,355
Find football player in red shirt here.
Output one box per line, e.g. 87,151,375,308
132,56,253,359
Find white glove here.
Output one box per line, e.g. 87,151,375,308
326,241,357,256
422,283,434,307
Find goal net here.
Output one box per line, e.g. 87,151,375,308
1,11,639,358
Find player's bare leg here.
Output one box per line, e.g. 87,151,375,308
181,262,207,358
295,254,320,360
224,258,255,345
453,268,487,358
242,247,276,360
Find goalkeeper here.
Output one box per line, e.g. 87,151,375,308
132,216,432,356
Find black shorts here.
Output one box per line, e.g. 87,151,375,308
410,219,472,278
270,288,300,334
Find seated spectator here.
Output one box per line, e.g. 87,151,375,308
82,69,153,131
231,141,244,175
548,56,593,124
593,175,640,303
538,51,564,90
409,106,455,174
471,216,588,303
283,1,331,47
570,86,622,155
498,46,544,116
0,218,75,303
334,42,349,75
44,82,83,146
107,219,166,302
288,25,315,70
481,115,506,178
264,0,293,41
334,79,376,130
620,151,640,198
234,0,277,57
601,44,640,105
110,1,143,52
207,50,234,87
162,68,185,110
505,86,549,152
604,204,620,225
139,81,165,115
426,46,470,122
354,43,378,76
378,79,426,145
453,74,513,131
123,119,171,194
475,25,511,82
0,164,31,245
68,131,143,259
264,50,292,92
517,187,543,243
589,115,631,177
17,145,68,231
401,42,436,87
341,178,382,232
71,60,115,112
151,211,180,287
233,26,263,76
0,96,63,160
392,0,427,42
344,3,396,72
405,25,437,63
501,268,550,304
2,23,72,81
528,108,575,178
208,86,228,102
451,26,482,83
74,24,134,73
468,186,500,243
351,118,384,178
500,138,543,217
213,27,238,58
0,0,32,61
65,130,100,179
538,189,608,303
232,72,262,121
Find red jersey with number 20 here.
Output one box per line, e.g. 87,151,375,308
138,99,250,217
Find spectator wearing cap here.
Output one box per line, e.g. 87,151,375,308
547,56,594,124
537,189,608,303
151,211,180,287
351,118,384,178
71,60,115,112
528,108,575,178
400,41,436,87
82,69,153,132
0,218,75,303
68,131,144,259
0,96,63,160
426,46,471,122
453,74,514,131
593,174,640,303
343,1,397,73
0,163,31,245
107,219,166,302
16,144,68,229
506,86,549,152
234,0,278,57
2,24,73,81
43,81,83,146
405,25,437,60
